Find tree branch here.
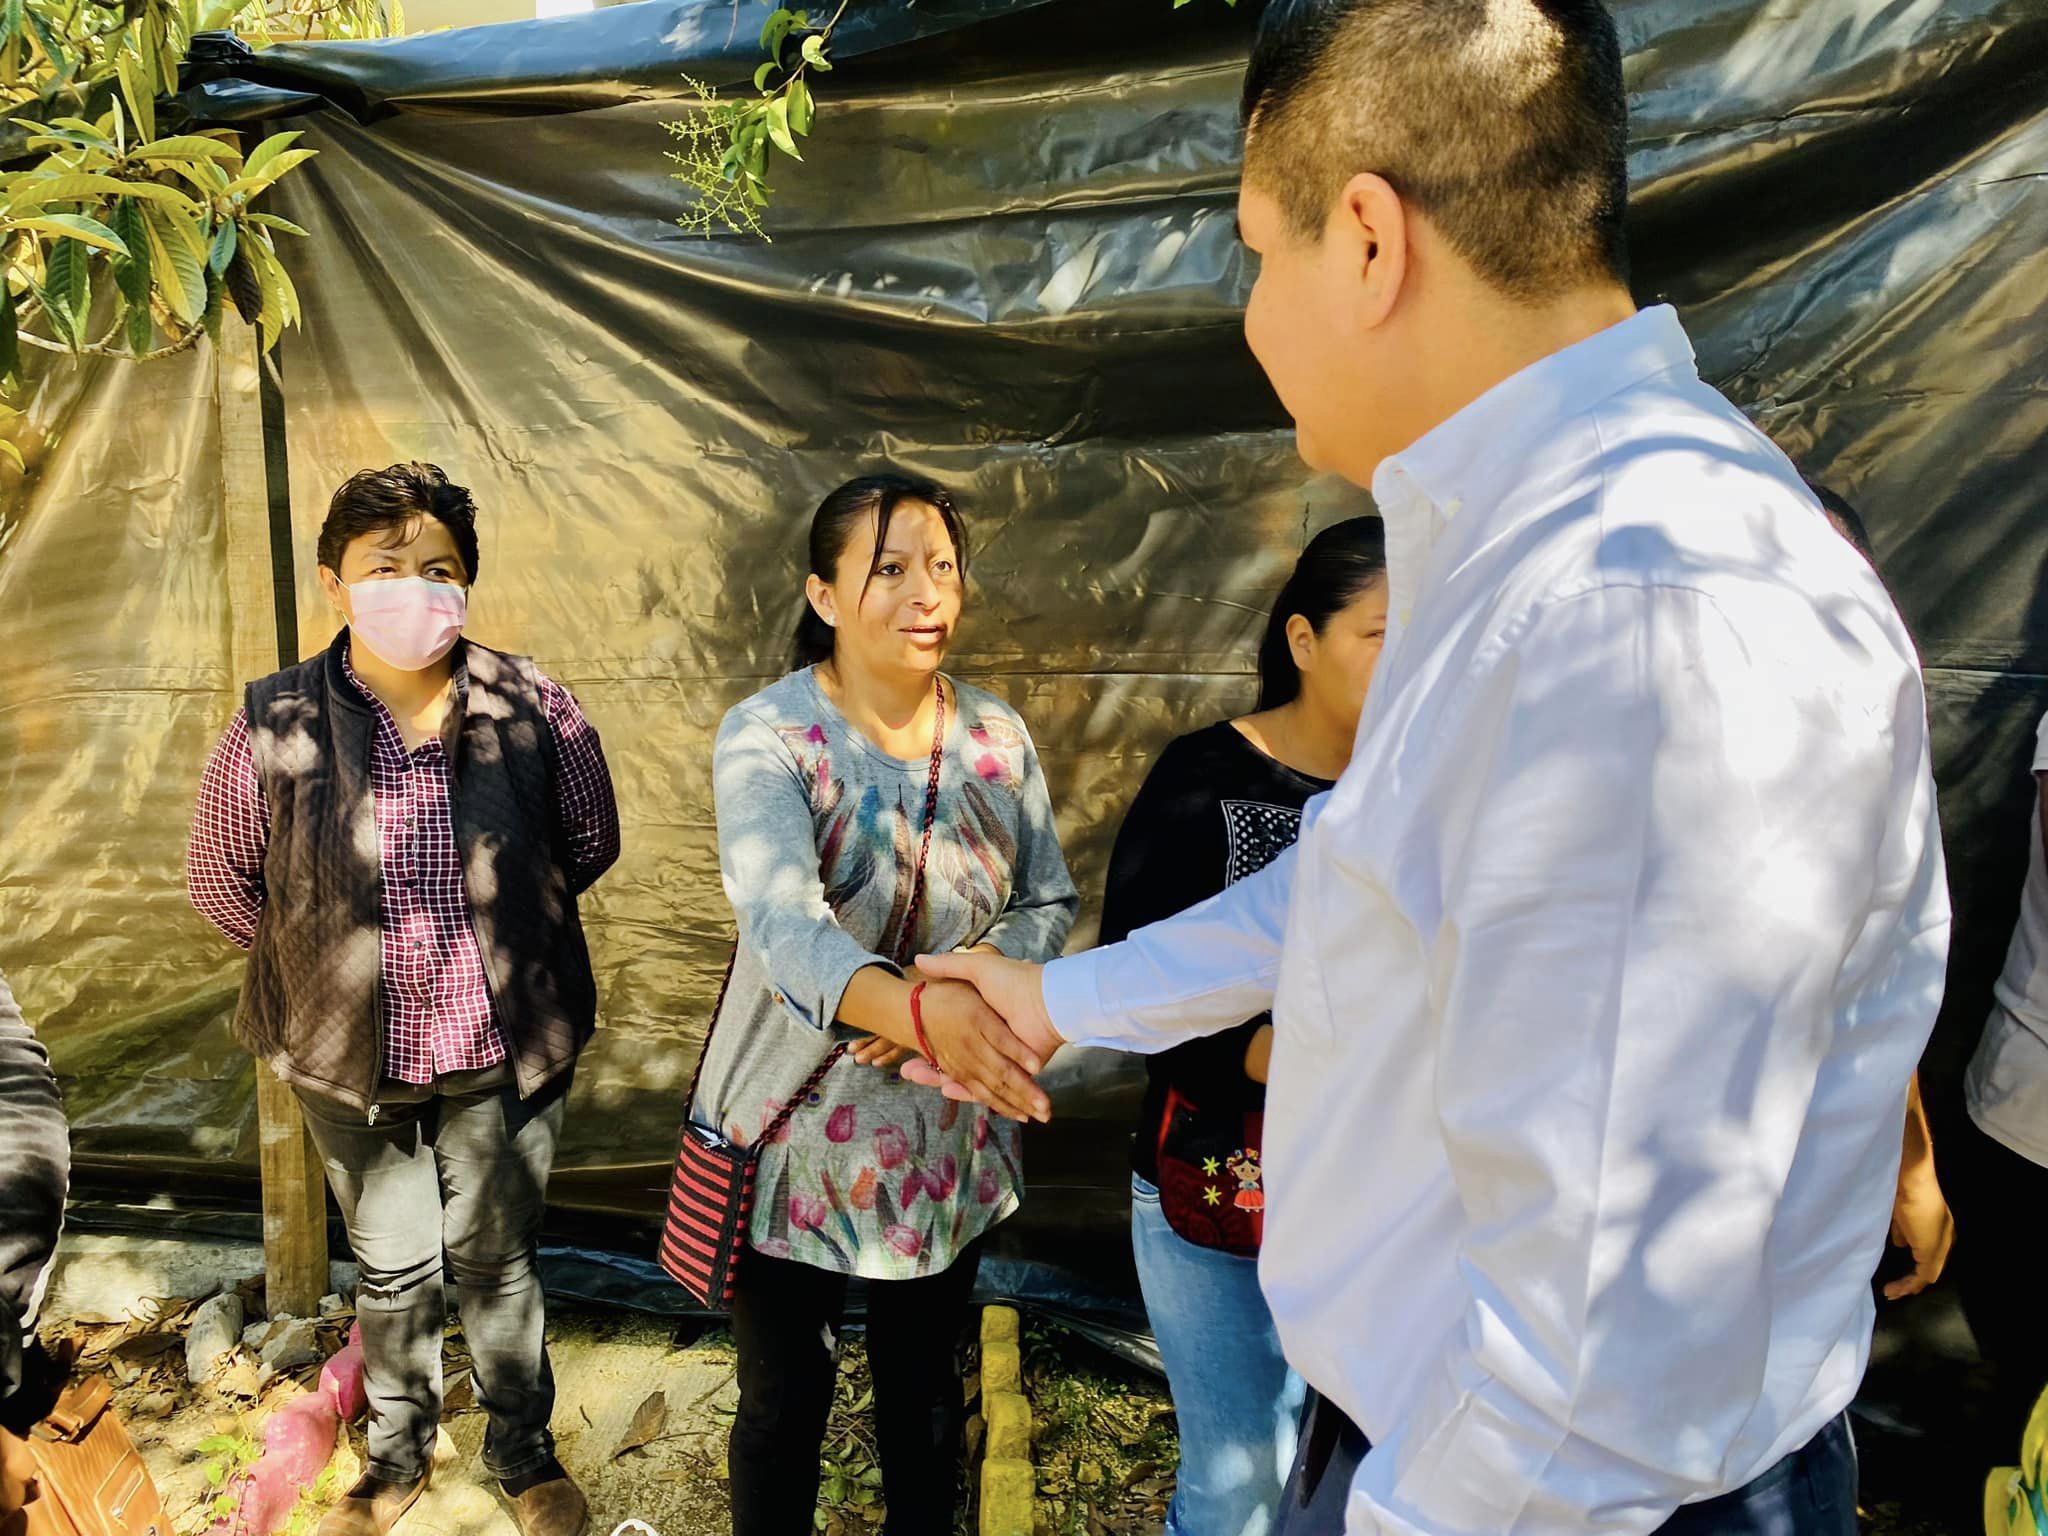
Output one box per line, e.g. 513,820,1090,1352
14,318,209,361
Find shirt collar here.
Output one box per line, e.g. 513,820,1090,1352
1369,305,1698,622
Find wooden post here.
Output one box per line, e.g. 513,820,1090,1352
217,306,329,1318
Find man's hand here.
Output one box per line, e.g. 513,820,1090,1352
1883,1145,1954,1301
908,977,1052,1123
899,952,1064,1109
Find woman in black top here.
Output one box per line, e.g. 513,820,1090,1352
1102,518,1387,1536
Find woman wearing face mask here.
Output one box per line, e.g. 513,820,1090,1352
689,473,1077,1536
187,463,620,1536
1103,518,1387,1536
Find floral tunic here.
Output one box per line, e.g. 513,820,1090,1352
693,667,1078,1280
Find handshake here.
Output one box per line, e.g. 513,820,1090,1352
847,952,1065,1124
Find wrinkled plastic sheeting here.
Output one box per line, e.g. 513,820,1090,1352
1,0,2046,1341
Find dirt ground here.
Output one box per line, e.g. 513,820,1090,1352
35,1235,1980,1536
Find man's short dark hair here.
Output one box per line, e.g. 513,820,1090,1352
1241,0,1631,300
1806,479,1877,566
318,463,481,581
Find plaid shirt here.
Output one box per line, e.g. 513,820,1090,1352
188,647,620,1085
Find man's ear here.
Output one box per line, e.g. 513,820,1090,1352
1335,171,1409,331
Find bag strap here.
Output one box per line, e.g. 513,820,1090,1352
686,677,950,1141
36,1377,112,1443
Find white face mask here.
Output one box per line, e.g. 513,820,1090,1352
345,577,468,671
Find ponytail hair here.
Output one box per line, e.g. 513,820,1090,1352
1255,516,1388,710
790,473,967,672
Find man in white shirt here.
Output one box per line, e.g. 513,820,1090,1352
910,1,1951,1531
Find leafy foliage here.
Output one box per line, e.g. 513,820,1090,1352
196,1429,262,1524
666,3,844,240
0,0,396,409
668,0,1234,239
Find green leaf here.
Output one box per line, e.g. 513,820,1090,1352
205,1463,228,1489
12,214,128,256
164,159,233,197
126,296,153,354
752,60,776,93
6,173,197,215
0,0,21,51
194,1437,242,1456
243,212,310,237
109,180,203,211
111,198,151,306
800,32,830,71
139,204,204,323
208,216,235,275
788,75,813,136
758,6,793,52
19,127,113,156
764,95,800,160
202,263,223,342
0,285,18,384
23,7,73,82
240,130,305,181
130,134,241,164
241,231,300,350
117,52,155,144
46,239,88,348
223,148,317,198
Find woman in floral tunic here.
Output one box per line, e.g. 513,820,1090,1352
695,473,1077,1536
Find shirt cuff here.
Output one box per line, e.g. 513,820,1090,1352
1042,950,1110,1049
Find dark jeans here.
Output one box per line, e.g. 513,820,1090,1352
729,1245,983,1536
1950,1118,2048,1431
296,1074,569,1483
1275,1395,1857,1536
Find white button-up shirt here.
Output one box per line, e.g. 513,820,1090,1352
1045,306,1949,1535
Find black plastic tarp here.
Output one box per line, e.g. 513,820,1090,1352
3,0,2046,1369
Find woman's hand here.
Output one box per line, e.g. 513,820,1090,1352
908,976,1051,1123
850,1036,912,1069
1243,1024,1274,1085
850,945,996,1069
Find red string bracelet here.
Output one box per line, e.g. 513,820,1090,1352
909,981,938,1069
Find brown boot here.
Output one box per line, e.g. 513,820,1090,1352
508,1475,588,1536
315,1473,428,1536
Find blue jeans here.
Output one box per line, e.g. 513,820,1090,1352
1133,1175,1307,1536
1274,1393,1858,1536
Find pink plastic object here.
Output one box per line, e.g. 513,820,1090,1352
203,1324,365,1536
319,1324,367,1422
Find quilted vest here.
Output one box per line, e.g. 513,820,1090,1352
233,632,598,1112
